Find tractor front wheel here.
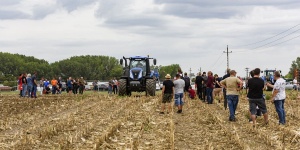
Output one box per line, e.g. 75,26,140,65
119,79,127,96
146,79,156,96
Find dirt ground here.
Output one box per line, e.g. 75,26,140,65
0,91,299,150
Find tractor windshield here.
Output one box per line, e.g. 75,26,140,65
130,60,146,69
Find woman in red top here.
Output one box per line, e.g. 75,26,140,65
188,86,196,99
18,74,23,97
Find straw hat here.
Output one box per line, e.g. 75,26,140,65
165,74,171,79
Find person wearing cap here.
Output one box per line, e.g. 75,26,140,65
220,70,243,122
174,74,185,113
160,74,174,114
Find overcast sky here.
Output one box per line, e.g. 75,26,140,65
0,0,300,77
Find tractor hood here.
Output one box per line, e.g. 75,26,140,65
130,68,143,80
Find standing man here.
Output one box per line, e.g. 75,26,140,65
174,74,185,113
247,68,269,127
222,68,231,110
78,77,85,94
67,77,73,95
57,77,62,94
220,70,243,122
51,77,58,94
267,71,286,125
195,72,204,100
183,72,191,94
213,74,223,103
206,71,214,104
160,74,174,114
31,72,38,98
21,73,28,97
202,72,208,102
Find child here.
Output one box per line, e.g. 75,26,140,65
188,86,195,99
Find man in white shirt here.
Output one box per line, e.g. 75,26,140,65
267,71,286,125
292,77,298,90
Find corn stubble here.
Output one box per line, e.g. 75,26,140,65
0,92,299,149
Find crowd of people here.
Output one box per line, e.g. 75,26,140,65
18,73,89,97
161,68,286,128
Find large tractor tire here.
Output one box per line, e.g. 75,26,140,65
118,79,127,96
146,79,156,96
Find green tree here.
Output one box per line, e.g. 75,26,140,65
287,57,300,78
159,64,181,80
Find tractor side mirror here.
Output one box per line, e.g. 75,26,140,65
120,59,123,65
153,59,157,65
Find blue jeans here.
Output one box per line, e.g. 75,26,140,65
227,95,239,120
206,88,213,104
174,93,184,106
27,85,32,97
108,86,112,94
22,84,27,97
274,99,286,124
32,86,37,98
52,85,57,94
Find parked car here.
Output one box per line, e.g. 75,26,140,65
97,84,109,91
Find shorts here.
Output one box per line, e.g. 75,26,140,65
68,87,73,91
213,88,223,95
174,93,184,106
162,93,172,103
93,86,98,91
248,98,267,115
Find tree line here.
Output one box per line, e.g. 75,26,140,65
0,52,182,86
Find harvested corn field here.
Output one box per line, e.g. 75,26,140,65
0,92,299,149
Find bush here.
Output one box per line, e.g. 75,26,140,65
3,81,17,87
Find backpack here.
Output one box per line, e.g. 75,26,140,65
183,77,190,87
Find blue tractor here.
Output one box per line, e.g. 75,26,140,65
119,56,157,96
261,69,281,91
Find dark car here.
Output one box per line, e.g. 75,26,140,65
98,84,109,91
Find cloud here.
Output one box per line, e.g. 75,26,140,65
0,10,30,19
154,0,300,19
57,0,98,12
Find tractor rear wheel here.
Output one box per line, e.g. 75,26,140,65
146,79,156,96
119,79,127,96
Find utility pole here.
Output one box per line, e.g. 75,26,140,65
245,67,249,94
223,45,232,69
245,67,249,79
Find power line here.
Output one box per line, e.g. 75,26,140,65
209,53,223,69
250,28,300,50
235,23,300,48
234,34,300,54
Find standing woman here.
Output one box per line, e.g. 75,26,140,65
266,71,286,125
18,74,23,97
27,74,33,98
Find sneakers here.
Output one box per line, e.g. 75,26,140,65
229,118,236,122
177,110,182,113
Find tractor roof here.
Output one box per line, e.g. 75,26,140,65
130,56,148,60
